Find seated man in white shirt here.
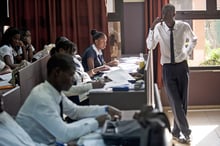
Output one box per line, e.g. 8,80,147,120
16,53,121,145
0,95,47,146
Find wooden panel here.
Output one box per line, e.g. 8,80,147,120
123,2,145,54
161,71,220,106
89,90,146,110
189,71,220,105
19,54,50,106
2,86,20,117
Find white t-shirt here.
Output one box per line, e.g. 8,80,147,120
0,45,23,64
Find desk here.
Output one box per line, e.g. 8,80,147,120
77,110,172,146
89,56,146,110
77,110,138,146
89,89,146,110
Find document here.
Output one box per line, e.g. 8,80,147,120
105,68,135,83
0,73,12,81
0,73,13,89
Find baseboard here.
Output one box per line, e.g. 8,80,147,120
163,105,220,112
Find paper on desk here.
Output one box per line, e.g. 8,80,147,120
0,73,12,81
104,81,131,89
89,87,112,93
0,80,12,86
102,66,120,74
105,68,135,82
0,73,13,89
77,129,105,146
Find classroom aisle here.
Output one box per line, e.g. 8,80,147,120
122,108,220,146
165,108,220,146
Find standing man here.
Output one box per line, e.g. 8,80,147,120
146,4,197,144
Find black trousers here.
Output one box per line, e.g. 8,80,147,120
162,60,191,137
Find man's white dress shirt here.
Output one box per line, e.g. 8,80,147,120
0,111,47,146
146,20,197,65
16,81,107,145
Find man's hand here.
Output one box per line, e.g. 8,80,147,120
67,140,78,146
92,80,105,89
95,114,110,127
106,106,122,120
150,17,163,30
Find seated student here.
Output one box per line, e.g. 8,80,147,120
0,95,47,146
16,53,121,145
81,29,119,76
49,36,70,59
52,36,96,77
20,28,35,62
50,39,105,106
0,60,12,75
0,27,28,69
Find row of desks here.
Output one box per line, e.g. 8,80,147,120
1,55,147,116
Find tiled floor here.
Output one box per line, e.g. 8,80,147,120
122,108,220,146
165,108,220,146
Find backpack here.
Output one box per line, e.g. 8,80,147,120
102,105,171,146
134,106,171,146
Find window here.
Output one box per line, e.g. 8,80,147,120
170,0,220,67
106,0,123,60
106,0,116,13
170,0,206,11
218,0,220,10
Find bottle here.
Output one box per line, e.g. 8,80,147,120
139,53,145,70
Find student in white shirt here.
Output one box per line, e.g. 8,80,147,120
0,27,28,69
16,53,121,145
20,28,36,62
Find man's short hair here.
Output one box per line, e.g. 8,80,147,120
162,4,175,15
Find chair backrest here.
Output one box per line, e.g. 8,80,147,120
1,86,20,117
19,54,50,106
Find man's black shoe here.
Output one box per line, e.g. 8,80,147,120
185,135,191,143
173,135,191,144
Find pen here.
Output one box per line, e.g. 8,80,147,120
56,142,84,146
56,142,67,146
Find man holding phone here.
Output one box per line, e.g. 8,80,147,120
146,4,197,144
